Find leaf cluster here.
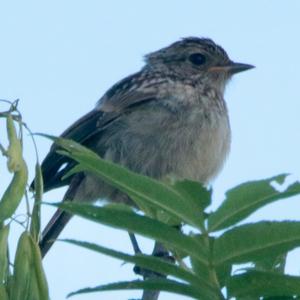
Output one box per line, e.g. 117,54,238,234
0,102,49,300
48,137,300,300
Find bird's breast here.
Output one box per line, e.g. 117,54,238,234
179,110,231,183
102,95,231,185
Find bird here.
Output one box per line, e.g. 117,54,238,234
37,37,254,257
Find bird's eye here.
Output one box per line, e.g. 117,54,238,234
188,53,206,66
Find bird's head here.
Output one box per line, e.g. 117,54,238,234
145,37,254,92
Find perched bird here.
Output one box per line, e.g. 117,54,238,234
38,37,253,257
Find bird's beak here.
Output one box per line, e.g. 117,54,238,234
208,62,255,74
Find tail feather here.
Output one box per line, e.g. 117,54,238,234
39,209,72,258
39,173,84,258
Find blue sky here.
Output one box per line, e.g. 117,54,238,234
1,1,300,299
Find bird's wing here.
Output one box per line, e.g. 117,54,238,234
40,71,161,192
40,109,107,191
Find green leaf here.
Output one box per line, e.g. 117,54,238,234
208,174,300,232
215,262,231,289
0,225,9,283
172,180,211,211
0,285,9,300
214,221,300,266
11,232,32,300
189,235,213,285
189,234,231,289
61,239,214,291
67,278,219,300
254,252,286,274
50,202,208,265
53,137,205,230
30,163,43,242
227,270,300,298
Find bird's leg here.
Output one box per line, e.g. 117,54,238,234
129,232,172,278
129,232,152,276
141,241,175,300
128,230,176,300
129,220,177,275
129,232,142,254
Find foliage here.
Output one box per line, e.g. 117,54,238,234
1,101,300,299
0,101,49,300
50,136,300,300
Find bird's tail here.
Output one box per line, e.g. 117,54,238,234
39,209,72,258
39,173,84,258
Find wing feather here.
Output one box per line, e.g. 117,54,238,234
39,70,161,192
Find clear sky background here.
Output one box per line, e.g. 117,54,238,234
1,1,300,299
